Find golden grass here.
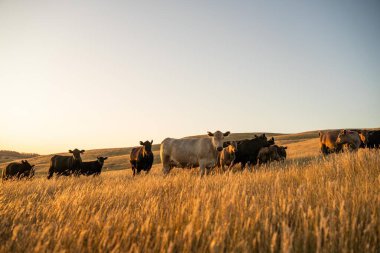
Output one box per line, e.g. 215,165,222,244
1,150,379,252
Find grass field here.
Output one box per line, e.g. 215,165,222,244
1,131,380,252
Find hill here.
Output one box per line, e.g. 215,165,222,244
0,150,39,164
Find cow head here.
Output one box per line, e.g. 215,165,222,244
207,131,230,152
268,137,275,145
69,149,85,162
21,160,35,177
140,140,153,152
336,130,352,145
97,156,108,164
277,146,287,159
254,133,270,147
357,130,368,147
21,160,35,170
227,141,237,154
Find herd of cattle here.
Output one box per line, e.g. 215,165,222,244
2,129,380,180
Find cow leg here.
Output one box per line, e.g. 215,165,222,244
47,167,54,179
321,145,328,155
240,162,246,171
221,163,226,173
161,156,171,175
132,168,136,176
200,162,206,177
247,162,253,172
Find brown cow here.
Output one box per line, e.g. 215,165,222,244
160,130,230,176
47,149,85,179
130,140,154,176
218,141,237,172
257,146,282,165
336,130,362,152
319,131,343,155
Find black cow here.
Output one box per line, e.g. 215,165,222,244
130,140,154,176
47,149,85,179
80,157,108,176
367,130,380,149
2,160,35,180
231,134,271,171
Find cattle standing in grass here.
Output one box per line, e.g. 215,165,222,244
47,149,85,179
218,141,237,171
160,131,230,176
232,134,270,171
130,140,154,176
2,160,35,181
80,157,108,176
319,131,342,155
257,146,282,165
336,130,362,152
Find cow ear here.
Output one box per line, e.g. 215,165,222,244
207,131,214,137
140,141,144,145
151,140,153,144
263,133,266,137
223,131,230,137
284,146,288,149
104,157,108,160
69,150,73,153
80,150,85,153
343,129,347,135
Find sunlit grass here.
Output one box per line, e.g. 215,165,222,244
1,150,379,252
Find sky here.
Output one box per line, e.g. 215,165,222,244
0,0,379,154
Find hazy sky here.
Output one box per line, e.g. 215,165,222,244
1,0,379,154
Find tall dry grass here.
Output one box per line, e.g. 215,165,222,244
1,150,379,252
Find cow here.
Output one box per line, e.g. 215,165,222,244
2,160,35,181
130,140,154,176
366,130,380,149
231,134,271,171
336,130,362,152
160,131,230,176
47,149,85,179
257,146,282,165
218,141,237,172
80,157,108,176
319,131,343,155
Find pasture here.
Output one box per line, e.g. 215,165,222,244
1,132,380,252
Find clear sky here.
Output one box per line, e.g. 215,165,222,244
1,0,379,154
